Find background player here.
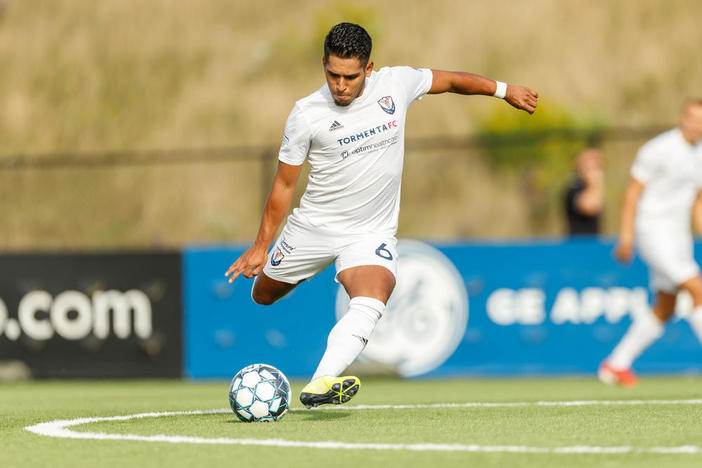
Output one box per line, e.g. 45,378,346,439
600,99,702,387
225,22,538,406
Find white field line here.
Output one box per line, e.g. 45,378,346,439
24,400,702,455
293,399,702,410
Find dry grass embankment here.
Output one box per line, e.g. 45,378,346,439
0,0,700,248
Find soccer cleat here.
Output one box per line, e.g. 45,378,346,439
299,375,361,408
598,362,639,388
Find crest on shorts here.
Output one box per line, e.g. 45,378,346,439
377,96,395,114
270,248,284,266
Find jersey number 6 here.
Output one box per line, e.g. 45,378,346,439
375,243,393,260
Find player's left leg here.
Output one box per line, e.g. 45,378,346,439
315,265,395,376
679,275,702,343
300,237,397,408
299,265,395,408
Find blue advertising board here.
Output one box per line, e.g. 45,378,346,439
184,239,702,379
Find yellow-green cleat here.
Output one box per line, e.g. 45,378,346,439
299,375,361,409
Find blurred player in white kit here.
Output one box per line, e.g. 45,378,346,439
600,99,702,387
225,22,538,407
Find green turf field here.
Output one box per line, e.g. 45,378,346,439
2,376,702,468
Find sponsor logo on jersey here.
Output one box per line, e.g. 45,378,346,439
335,239,469,377
270,248,284,266
340,136,399,160
328,120,344,131
337,120,397,146
378,96,395,114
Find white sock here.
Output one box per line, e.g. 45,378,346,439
312,296,384,380
607,311,664,369
689,306,702,344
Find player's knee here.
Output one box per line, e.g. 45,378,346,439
251,288,276,306
681,278,702,304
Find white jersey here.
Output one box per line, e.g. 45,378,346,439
631,128,702,232
277,66,433,236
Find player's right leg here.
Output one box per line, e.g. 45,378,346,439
599,290,674,387
601,231,698,386
679,275,702,344
252,220,334,306
250,273,300,306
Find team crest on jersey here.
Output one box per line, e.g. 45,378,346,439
378,96,395,114
270,248,284,266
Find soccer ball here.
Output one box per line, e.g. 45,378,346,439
228,363,291,422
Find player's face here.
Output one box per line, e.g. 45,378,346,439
323,54,374,106
680,104,702,144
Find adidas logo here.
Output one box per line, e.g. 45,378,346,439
352,334,368,346
329,120,344,131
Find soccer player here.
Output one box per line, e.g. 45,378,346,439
225,23,538,407
599,99,702,387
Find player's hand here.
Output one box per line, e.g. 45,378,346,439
505,85,538,114
614,239,634,264
582,166,605,187
225,245,268,283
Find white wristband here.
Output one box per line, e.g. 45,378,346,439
493,81,507,99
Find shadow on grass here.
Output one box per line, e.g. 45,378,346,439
294,410,351,421
224,410,351,424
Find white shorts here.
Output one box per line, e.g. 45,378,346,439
262,218,398,285
637,228,700,293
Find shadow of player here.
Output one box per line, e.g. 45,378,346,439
295,409,351,421
229,410,353,423
225,410,350,423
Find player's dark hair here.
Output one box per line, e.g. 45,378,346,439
324,23,372,64
683,98,702,110
584,133,603,148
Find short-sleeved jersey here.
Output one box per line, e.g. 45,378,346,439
631,128,702,230
278,66,433,236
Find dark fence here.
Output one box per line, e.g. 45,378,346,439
0,125,669,207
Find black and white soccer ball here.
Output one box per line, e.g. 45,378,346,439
229,363,291,422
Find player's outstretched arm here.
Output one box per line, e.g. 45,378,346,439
428,70,538,114
615,177,644,264
225,162,302,283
